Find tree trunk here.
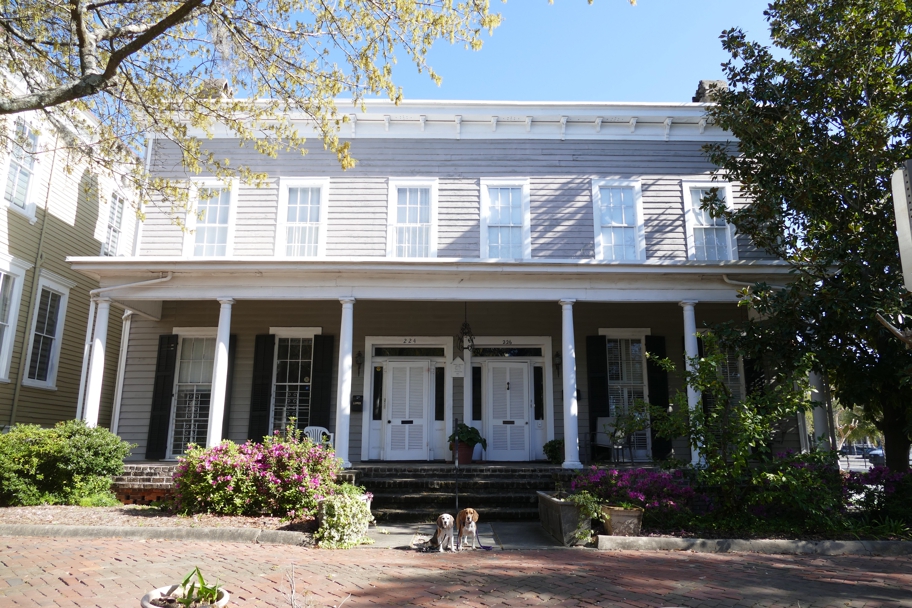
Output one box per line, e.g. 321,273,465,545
881,398,911,473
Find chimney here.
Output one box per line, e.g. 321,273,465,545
199,78,234,99
692,80,727,103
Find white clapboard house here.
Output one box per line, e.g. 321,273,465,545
69,97,803,468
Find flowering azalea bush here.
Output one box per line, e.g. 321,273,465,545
170,430,341,517
846,466,912,526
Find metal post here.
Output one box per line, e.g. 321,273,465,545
454,416,459,514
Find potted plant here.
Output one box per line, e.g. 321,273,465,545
537,488,592,546
600,502,644,536
141,567,229,607
447,423,487,464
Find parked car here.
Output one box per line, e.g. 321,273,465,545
868,448,885,466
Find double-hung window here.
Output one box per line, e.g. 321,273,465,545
103,192,126,256
4,119,39,217
184,180,236,257
682,181,737,261
0,254,29,382
592,179,645,262
480,179,531,259
275,179,329,257
23,270,73,389
169,330,217,457
269,327,321,432
387,179,438,258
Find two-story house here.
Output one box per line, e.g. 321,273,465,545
69,98,802,467
1,109,137,431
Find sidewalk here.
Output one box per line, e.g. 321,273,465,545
369,521,565,550
1,535,910,607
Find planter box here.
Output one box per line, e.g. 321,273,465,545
537,491,589,547
600,505,644,536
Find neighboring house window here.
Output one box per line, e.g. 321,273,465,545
592,179,645,261
275,179,329,257
103,192,126,256
0,256,29,382
169,331,217,457
270,327,321,432
480,179,531,259
23,271,73,389
4,119,38,213
184,181,236,257
599,328,652,460
682,181,737,261
387,179,438,258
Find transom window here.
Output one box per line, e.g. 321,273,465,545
683,182,737,262
194,187,231,256
592,179,644,262
5,120,38,210
103,192,125,256
481,180,531,259
272,337,314,432
387,179,437,258
285,187,321,256
171,336,215,456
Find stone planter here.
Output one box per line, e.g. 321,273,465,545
140,585,230,607
537,490,590,546
601,505,644,536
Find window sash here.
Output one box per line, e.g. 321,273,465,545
486,186,524,258
272,337,314,432
689,188,732,261
0,272,14,361
171,337,216,456
27,288,61,382
104,193,125,256
5,121,38,209
194,187,231,256
285,187,321,256
393,187,431,257
605,338,644,417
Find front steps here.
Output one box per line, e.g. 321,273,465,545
353,463,577,523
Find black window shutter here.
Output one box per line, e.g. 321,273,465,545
645,335,673,460
434,367,445,421
221,334,238,440
533,366,544,421
145,334,179,460
586,335,609,421
743,358,765,396
309,334,335,429
471,366,482,421
247,334,275,442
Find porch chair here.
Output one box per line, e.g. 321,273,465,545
302,426,334,447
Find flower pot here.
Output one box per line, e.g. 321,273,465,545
600,505,644,536
140,585,230,608
537,490,590,546
453,442,475,464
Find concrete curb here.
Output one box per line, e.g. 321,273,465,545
0,524,310,547
597,535,912,556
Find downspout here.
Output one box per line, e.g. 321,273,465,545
9,134,59,427
131,133,154,257
109,310,133,434
89,271,173,298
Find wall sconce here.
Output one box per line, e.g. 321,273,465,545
355,351,364,376
554,350,562,377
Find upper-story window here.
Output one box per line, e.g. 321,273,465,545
183,180,237,257
682,181,737,261
480,179,531,259
592,179,646,262
102,192,126,256
23,270,73,390
0,254,29,383
275,178,329,257
387,178,438,258
4,119,39,217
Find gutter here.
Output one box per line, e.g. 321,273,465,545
722,274,787,290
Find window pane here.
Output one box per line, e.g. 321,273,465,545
272,337,314,432
605,338,645,418
172,337,216,456
27,288,61,382
393,187,432,257
194,187,231,256
4,120,38,209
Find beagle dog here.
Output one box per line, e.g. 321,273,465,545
435,513,456,552
456,508,479,550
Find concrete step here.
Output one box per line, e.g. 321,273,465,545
362,478,559,490
370,491,539,509
372,506,541,523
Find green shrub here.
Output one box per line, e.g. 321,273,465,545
543,439,563,465
0,420,134,506
315,483,374,549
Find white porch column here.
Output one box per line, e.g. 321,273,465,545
680,300,702,466
810,372,832,450
335,297,355,468
559,299,583,469
207,298,234,447
83,298,111,427
75,298,97,421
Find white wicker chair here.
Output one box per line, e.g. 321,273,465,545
302,426,334,447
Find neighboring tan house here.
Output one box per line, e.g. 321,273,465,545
0,111,136,431
69,96,804,467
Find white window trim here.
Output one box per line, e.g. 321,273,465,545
681,180,738,262
269,326,323,338
4,117,42,224
22,269,75,390
386,178,439,258
268,326,323,432
274,178,330,258
101,189,128,256
166,327,218,459
592,178,646,262
479,178,532,260
182,179,239,257
0,253,33,383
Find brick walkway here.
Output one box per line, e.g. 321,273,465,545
1,537,910,607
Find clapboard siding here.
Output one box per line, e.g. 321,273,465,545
142,138,777,262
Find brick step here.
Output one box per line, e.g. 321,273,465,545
372,506,541,523
370,491,539,509
362,478,559,491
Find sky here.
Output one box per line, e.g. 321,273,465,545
388,0,776,103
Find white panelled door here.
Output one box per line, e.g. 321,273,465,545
385,361,429,460
486,362,530,461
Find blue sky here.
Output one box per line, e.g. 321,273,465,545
389,0,775,103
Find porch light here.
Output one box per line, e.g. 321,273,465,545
355,351,364,376
455,302,476,353
554,350,562,377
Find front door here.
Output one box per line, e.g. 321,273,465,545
486,362,530,461
385,361,429,460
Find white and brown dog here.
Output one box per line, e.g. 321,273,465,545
456,508,479,550
435,513,456,552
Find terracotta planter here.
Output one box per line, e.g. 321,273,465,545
537,490,590,546
140,585,230,607
453,442,475,464
600,505,644,536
